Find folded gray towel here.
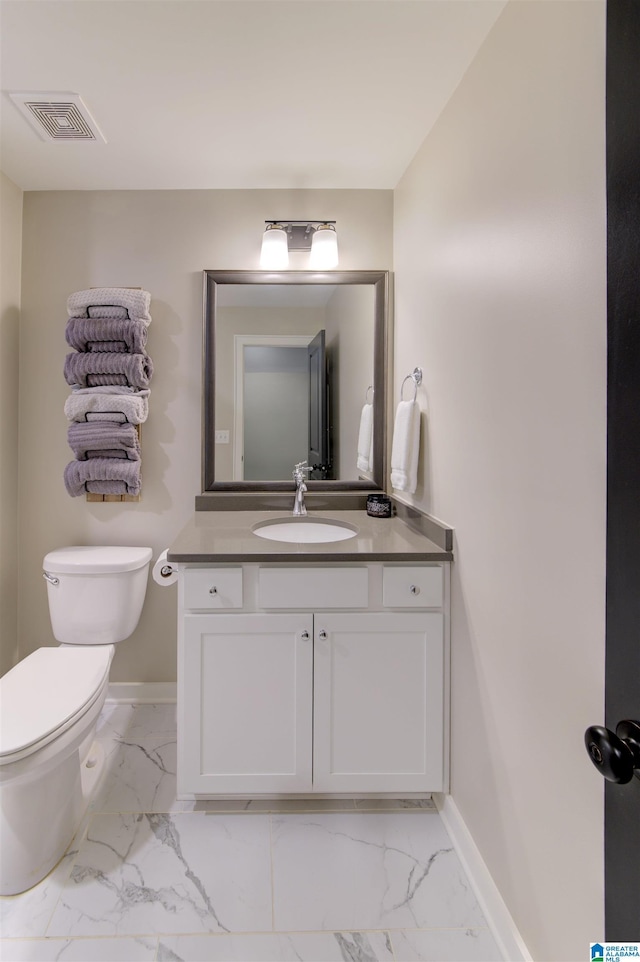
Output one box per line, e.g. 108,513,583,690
86,480,130,494
71,385,138,394
64,458,142,497
65,317,148,354
67,421,141,461
67,288,152,324
86,374,129,386
64,351,153,390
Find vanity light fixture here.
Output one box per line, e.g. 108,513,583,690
310,223,339,269
259,223,289,269
260,221,338,269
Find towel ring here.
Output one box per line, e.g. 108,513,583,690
365,385,374,403
400,367,423,401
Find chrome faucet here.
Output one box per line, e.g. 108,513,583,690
292,461,309,516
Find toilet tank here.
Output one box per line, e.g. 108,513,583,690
43,546,153,645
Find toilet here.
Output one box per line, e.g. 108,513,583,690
0,545,152,896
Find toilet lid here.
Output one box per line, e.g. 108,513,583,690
0,647,112,759
43,545,152,574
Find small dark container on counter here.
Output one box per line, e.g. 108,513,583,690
366,494,392,518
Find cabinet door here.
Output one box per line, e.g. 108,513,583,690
179,613,313,795
313,612,444,793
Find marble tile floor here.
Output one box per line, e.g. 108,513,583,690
0,703,503,962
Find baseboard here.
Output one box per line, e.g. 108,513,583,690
106,682,177,703
434,793,532,962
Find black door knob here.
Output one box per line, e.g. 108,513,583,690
584,719,640,783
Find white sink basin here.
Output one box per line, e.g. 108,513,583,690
252,518,358,544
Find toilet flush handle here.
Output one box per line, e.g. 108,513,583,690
42,572,59,587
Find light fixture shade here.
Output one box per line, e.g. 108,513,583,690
309,224,339,269
260,225,289,269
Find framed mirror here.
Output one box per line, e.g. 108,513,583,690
203,270,390,492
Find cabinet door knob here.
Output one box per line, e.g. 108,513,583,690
318,630,328,640
300,630,310,641
409,584,420,595
209,586,217,594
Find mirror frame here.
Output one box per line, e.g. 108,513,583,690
202,270,390,492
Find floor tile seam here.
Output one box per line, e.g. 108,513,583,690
87,806,375,816
265,925,494,934
0,925,495,948
0,934,162,943
88,808,278,816
24,921,494,942
63,927,406,938
156,928,398,936
6,924,493,940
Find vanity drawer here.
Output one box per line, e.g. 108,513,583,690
258,567,368,609
183,567,243,609
382,566,443,608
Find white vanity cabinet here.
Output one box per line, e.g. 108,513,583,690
177,563,449,798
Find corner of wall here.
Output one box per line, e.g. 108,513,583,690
0,170,24,674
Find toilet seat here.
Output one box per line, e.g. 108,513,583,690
0,647,112,764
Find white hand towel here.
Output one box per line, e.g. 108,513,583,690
356,402,373,473
390,399,420,494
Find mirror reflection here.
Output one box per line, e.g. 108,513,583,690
203,271,389,492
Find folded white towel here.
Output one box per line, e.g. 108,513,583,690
67,288,152,325
390,400,420,494
64,389,150,424
88,306,129,319
356,403,374,474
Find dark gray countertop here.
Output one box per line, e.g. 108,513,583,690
167,510,453,564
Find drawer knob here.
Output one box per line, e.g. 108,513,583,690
318,630,328,640
409,584,420,595
209,586,218,594
300,630,310,641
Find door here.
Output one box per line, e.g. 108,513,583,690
312,612,444,793
307,330,329,478
179,614,313,795
586,0,640,938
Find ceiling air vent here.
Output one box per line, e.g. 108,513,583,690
8,92,106,143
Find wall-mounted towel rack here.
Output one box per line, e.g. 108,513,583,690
63,285,151,503
400,367,423,401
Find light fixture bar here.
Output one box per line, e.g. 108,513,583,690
264,221,336,252
260,221,339,269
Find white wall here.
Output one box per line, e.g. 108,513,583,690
0,171,22,676
19,189,393,682
393,3,606,960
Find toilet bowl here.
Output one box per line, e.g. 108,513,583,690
0,545,152,895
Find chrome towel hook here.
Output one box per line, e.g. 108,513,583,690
400,367,423,401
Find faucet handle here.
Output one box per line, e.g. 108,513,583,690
293,460,310,480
